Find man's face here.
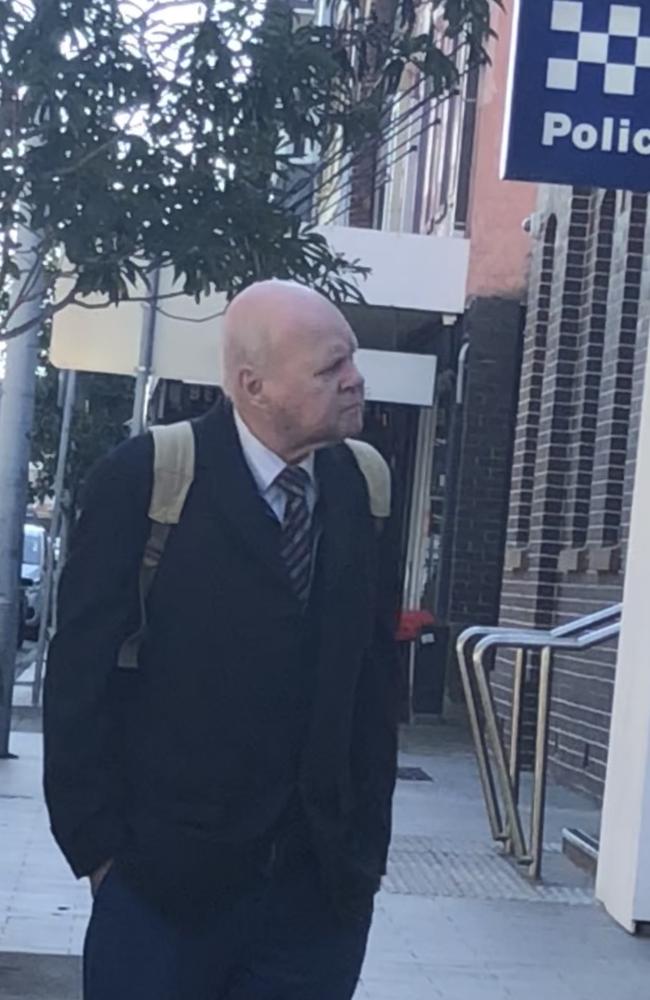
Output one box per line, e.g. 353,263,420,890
262,320,365,451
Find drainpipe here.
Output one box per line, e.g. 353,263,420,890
433,340,469,623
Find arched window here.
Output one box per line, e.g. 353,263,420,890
567,192,615,548
591,194,648,549
511,215,557,547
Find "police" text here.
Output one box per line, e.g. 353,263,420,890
542,112,650,155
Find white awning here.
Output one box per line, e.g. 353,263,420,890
315,225,468,314
51,285,437,407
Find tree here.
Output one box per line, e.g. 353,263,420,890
1,0,498,340
30,340,133,513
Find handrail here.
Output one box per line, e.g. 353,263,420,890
457,604,622,659
457,604,621,879
473,621,621,658
551,603,622,637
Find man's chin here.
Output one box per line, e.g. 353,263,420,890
340,407,364,439
313,410,365,449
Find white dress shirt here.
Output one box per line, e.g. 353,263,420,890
233,410,317,524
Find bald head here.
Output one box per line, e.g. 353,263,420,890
223,281,348,391
221,280,364,462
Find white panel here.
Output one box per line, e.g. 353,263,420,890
152,282,227,384
316,225,469,314
49,291,143,376
51,221,467,378
51,285,437,407
357,350,435,406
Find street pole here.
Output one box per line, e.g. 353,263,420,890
130,268,160,438
0,225,45,756
32,369,77,707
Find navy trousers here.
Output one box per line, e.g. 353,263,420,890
83,859,372,1000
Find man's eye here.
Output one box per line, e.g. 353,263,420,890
323,359,345,375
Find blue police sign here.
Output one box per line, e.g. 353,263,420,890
502,1,650,191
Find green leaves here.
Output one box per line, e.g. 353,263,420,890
30,349,133,510
1,0,498,330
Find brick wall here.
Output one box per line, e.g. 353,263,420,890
444,297,523,701
495,186,650,801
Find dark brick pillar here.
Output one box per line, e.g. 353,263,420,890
589,195,647,553
444,296,523,702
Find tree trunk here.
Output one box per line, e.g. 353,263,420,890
0,223,43,752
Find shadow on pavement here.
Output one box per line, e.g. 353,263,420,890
0,952,81,1000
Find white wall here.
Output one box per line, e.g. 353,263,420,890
597,342,650,932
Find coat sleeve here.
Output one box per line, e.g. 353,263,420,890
349,498,400,885
43,434,153,878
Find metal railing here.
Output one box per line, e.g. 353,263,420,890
457,605,622,879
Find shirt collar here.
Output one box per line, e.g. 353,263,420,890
233,409,315,496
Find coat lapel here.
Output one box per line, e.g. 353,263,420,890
313,444,358,598
301,444,371,810
191,403,362,600
192,401,291,591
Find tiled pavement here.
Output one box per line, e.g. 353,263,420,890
2,714,650,999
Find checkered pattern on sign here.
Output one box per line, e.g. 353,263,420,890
547,1,650,96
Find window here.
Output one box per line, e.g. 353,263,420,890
511,215,557,547
590,194,647,548
567,192,615,548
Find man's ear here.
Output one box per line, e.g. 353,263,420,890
239,367,265,410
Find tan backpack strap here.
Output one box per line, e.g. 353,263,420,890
149,421,196,524
117,522,172,669
117,421,196,670
345,439,392,520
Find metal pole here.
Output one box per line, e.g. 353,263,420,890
529,645,553,880
130,268,160,438
509,648,526,801
0,225,45,756
505,647,527,856
472,640,529,861
51,495,70,634
402,409,427,607
456,632,505,841
32,369,77,706
410,405,437,608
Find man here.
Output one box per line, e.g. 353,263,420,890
44,280,399,1000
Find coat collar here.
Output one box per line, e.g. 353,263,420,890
232,408,316,499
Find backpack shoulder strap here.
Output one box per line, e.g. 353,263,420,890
345,438,392,521
117,420,196,670
149,420,196,523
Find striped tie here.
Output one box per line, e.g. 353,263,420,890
276,466,312,606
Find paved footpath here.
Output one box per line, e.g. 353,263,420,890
2,716,650,999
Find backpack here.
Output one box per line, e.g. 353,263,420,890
117,421,391,669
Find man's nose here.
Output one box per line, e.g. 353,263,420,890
341,360,364,395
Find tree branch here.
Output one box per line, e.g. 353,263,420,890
123,0,206,31
155,302,226,323
64,289,187,310
54,135,121,178
0,284,215,342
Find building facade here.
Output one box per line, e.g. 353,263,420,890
324,1,538,707
494,183,650,801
